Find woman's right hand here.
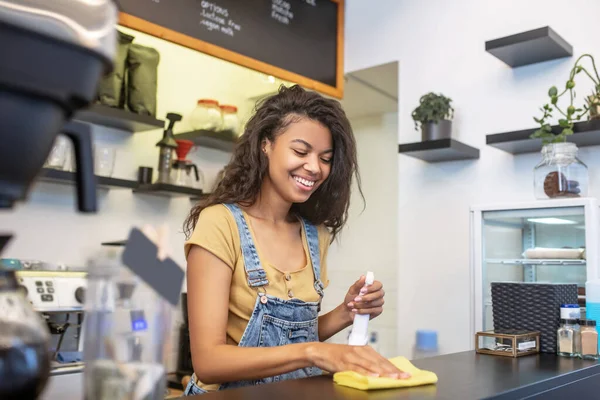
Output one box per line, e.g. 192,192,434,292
306,342,411,379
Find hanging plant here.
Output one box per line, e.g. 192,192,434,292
531,54,600,145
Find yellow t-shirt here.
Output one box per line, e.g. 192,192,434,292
184,204,331,347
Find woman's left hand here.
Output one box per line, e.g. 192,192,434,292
343,276,385,321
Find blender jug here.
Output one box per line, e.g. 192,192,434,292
83,244,172,400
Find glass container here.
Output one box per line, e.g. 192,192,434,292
220,105,240,137
533,143,588,200
557,318,580,357
83,246,172,400
190,99,222,131
475,329,540,358
579,319,598,360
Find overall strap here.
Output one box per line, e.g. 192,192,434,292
222,203,269,288
300,217,325,297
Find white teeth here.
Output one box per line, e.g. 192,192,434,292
293,176,315,187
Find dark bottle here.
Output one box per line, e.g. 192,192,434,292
0,269,51,400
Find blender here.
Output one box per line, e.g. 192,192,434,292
171,140,203,189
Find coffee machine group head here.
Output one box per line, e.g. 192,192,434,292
0,0,118,212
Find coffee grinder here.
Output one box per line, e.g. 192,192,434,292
156,113,182,184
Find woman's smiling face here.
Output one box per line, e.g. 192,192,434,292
264,117,333,204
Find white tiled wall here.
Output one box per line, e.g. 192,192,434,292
321,112,399,358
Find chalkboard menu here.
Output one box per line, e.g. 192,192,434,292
118,0,344,98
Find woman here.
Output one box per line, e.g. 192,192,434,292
183,85,408,395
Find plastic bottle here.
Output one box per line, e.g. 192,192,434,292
348,272,375,346
412,330,439,359
585,279,600,350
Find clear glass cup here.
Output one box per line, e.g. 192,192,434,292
533,143,588,200
94,146,116,177
45,135,69,170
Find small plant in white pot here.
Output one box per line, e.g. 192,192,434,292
411,92,454,141
530,54,600,200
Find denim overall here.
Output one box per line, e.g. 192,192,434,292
184,203,325,395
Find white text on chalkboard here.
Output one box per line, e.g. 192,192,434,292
201,1,229,18
199,1,241,37
272,0,294,25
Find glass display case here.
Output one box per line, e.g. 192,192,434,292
470,198,599,337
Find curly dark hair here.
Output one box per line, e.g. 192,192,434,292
183,84,363,242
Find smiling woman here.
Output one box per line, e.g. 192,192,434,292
181,85,409,396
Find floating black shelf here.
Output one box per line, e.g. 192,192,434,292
487,119,600,154
39,168,207,199
398,139,480,162
175,129,237,152
39,168,138,190
485,26,572,68
74,104,164,132
134,183,204,198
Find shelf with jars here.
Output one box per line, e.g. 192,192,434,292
175,99,242,152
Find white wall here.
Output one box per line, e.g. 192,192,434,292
322,112,399,358
345,0,600,358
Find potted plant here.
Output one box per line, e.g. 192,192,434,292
411,92,454,141
530,54,600,200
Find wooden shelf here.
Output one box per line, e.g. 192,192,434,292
38,168,138,190
487,119,600,154
398,139,479,162
485,26,572,68
134,183,204,198
175,129,237,152
74,104,164,132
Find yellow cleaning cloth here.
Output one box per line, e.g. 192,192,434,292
333,356,438,390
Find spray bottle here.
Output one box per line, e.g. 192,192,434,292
348,271,375,346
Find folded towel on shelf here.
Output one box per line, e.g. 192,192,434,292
523,247,585,260
333,356,438,391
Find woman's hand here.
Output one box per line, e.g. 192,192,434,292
306,342,410,379
343,276,385,320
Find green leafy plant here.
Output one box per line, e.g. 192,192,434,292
411,92,454,130
531,54,600,145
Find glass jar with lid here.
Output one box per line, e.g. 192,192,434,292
557,318,580,357
190,99,222,131
533,142,588,200
579,319,598,360
219,105,240,137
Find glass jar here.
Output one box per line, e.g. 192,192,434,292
190,99,222,131
557,318,580,357
220,105,240,137
533,142,588,200
579,319,598,360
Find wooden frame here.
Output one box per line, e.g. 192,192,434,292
475,330,540,358
118,0,345,99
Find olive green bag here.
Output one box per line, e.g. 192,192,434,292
126,44,160,116
96,30,134,108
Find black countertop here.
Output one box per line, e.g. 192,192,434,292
182,351,600,399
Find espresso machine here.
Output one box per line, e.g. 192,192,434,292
16,266,88,366
0,1,117,398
